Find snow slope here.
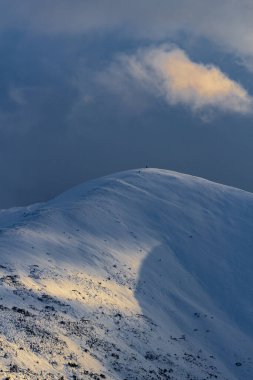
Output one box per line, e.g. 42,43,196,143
0,168,252,380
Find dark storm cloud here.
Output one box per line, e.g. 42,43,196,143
0,1,253,208
1,1,253,62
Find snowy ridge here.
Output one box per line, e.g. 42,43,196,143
0,168,252,379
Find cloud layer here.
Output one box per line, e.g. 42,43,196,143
1,1,253,62
101,47,252,114
1,2,253,208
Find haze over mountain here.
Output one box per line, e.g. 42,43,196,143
0,168,252,379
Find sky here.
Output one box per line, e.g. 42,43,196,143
1,0,253,208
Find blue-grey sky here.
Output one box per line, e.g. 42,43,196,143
1,0,253,208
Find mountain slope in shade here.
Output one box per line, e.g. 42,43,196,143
0,168,252,380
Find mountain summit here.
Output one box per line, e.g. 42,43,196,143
0,169,252,379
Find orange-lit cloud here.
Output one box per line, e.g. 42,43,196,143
122,47,252,114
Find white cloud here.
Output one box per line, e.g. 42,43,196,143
8,87,27,106
100,46,252,115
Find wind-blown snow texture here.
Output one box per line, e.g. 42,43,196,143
0,168,252,379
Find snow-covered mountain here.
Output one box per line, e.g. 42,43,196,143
0,168,252,380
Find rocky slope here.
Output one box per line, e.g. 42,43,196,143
0,168,252,379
